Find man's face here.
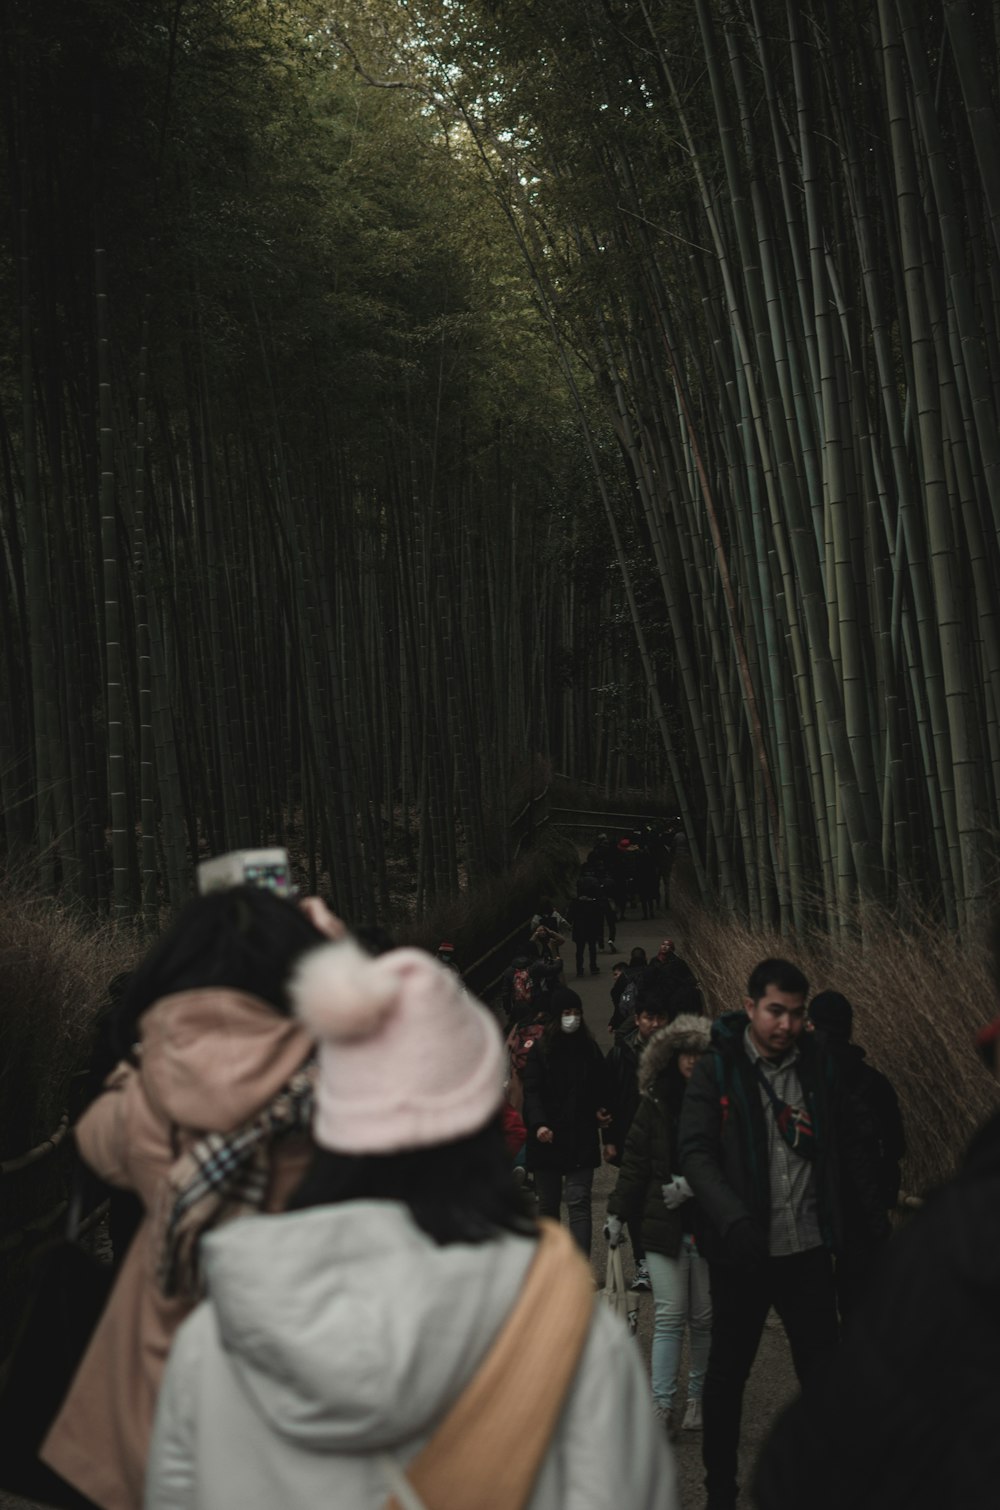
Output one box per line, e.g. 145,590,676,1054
744,986,806,1059
636,1009,668,1041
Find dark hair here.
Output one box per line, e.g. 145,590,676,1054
529,957,563,988
354,923,397,957
747,957,809,1002
287,1115,536,1245
111,886,326,1061
808,990,853,1039
549,985,583,1015
542,992,594,1048
635,998,670,1022
629,947,647,968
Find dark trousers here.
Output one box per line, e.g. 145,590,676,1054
534,1167,595,1256
834,1236,886,1327
703,1247,838,1508
575,936,598,973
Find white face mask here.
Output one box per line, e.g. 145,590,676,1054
561,1014,582,1034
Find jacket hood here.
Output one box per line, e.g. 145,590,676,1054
709,1009,751,1056
200,1202,538,1451
138,988,314,1132
639,1013,712,1094
612,1024,641,1052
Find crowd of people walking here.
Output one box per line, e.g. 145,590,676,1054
9,826,1000,1510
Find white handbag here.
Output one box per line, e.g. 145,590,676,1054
600,1244,640,1334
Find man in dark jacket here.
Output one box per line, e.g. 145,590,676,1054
608,947,648,1032
648,939,705,1019
570,874,604,977
808,988,906,1319
678,958,889,1510
753,1012,1000,1510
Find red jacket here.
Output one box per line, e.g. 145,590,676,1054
502,1100,527,1156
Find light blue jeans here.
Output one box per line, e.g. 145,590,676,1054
646,1236,712,1410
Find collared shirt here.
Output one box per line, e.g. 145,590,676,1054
743,1027,822,1257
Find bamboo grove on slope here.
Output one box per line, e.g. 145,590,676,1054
385,0,1000,930
0,0,669,923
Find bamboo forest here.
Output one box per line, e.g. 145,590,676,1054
4,0,1000,935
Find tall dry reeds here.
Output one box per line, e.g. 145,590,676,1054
671,868,1000,1194
404,831,581,987
1,886,138,1352
0,887,137,1160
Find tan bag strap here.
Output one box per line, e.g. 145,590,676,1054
384,1219,595,1510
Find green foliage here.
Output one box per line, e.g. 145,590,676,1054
375,0,1000,930
0,0,667,917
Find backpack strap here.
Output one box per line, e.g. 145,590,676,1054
383,1220,594,1510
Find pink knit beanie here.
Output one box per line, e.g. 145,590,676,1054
291,939,505,1153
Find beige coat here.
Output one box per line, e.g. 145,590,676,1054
41,988,314,1510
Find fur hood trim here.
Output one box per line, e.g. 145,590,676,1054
638,1013,712,1095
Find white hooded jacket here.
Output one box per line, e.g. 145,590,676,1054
146,1201,677,1510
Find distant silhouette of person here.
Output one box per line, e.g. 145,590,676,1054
807,989,905,1319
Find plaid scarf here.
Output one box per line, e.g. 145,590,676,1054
752,1059,817,1160
156,1062,315,1299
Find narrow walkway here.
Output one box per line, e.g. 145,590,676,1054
567,901,687,1039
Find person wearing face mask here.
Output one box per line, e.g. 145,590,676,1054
521,987,613,1258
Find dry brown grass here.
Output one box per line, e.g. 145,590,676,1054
671,867,1000,1195
0,887,138,1160
402,831,581,981
0,887,139,1352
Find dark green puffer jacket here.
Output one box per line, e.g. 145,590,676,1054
606,1015,712,1257
677,1010,891,1266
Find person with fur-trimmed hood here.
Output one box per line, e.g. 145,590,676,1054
602,996,672,1295
605,1015,713,1438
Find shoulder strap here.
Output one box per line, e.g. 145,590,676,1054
383,1220,594,1510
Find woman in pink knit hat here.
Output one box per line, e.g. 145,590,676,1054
146,938,677,1510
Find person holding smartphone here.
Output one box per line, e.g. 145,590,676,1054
41,884,335,1510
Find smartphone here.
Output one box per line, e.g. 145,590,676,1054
196,847,295,898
